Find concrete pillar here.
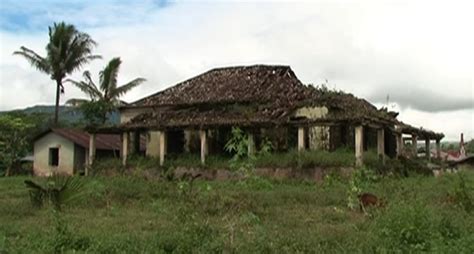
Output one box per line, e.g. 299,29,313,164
248,132,255,156
377,129,385,163
87,133,96,176
396,133,404,158
425,138,431,161
122,132,130,166
355,126,364,167
184,130,192,153
411,135,418,157
159,131,166,166
436,139,441,159
200,130,207,164
298,127,305,152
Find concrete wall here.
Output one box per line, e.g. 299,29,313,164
33,133,76,176
294,106,329,119
120,107,152,123
293,106,330,150
146,131,161,157
308,126,330,150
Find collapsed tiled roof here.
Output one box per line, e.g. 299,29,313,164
123,65,397,128
105,64,443,139
132,65,314,107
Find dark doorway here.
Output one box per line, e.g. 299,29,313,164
167,130,185,154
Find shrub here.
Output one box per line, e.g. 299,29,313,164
373,202,435,252
90,158,124,176
255,148,354,169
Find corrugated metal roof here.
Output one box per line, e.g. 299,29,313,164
51,128,122,150
35,128,145,151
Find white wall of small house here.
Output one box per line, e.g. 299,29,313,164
33,133,76,176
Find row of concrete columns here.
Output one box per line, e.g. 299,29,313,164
297,126,385,167
112,129,258,167
88,126,378,174
86,126,442,172
400,133,441,161
414,135,441,161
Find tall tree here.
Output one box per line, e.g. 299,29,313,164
14,22,100,124
67,57,145,124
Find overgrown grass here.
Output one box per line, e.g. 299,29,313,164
1,171,473,253
255,148,355,168
91,149,356,176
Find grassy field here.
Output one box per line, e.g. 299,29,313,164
1,171,473,253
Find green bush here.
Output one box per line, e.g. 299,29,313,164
373,202,435,252
90,158,124,176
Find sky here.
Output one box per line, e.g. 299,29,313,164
0,0,472,141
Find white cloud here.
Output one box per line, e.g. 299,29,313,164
0,0,473,141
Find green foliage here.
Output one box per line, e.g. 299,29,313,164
24,175,87,210
0,115,34,176
1,172,474,252
224,127,256,175
373,202,436,252
14,21,99,123
347,166,378,210
256,148,354,169
90,158,125,176
79,100,114,126
451,173,474,213
67,57,145,125
50,209,91,253
224,127,249,160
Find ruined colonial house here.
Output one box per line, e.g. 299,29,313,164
88,65,444,171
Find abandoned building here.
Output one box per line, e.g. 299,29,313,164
33,129,125,176
87,65,444,172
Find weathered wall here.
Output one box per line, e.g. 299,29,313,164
293,106,330,150
146,131,161,157
294,106,329,119
120,107,152,123
33,133,76,176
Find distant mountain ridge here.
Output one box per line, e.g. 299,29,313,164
0,105,120,125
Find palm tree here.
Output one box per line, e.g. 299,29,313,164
14,22,100,124
66,57,146,123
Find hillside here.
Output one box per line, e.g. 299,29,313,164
0,105,119,125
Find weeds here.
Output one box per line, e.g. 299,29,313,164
452,172,473,212
3,171,474,253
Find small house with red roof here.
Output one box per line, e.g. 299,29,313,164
33,129,123,176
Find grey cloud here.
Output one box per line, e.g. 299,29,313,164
368,86,474,112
